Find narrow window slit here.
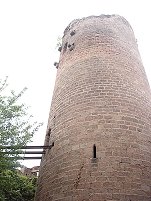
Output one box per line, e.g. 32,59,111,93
47,128,51,137
93,144,96,158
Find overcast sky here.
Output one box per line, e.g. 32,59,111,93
0,0,151,167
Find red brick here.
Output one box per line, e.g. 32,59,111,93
35,15,151,201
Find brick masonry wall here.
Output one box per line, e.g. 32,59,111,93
35,15,151,201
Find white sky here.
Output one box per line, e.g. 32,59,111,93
0,0,151,167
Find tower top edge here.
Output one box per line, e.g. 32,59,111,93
63,14,133,36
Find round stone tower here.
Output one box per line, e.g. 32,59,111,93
35,15,151,201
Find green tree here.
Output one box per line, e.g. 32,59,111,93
0,77,42,200
0,170,37,201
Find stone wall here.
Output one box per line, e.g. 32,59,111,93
35,15,151,201
20,166,39,177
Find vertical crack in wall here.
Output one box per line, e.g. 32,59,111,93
88,171,93,200
74,162,84,189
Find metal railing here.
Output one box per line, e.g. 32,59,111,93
0,142,54,160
